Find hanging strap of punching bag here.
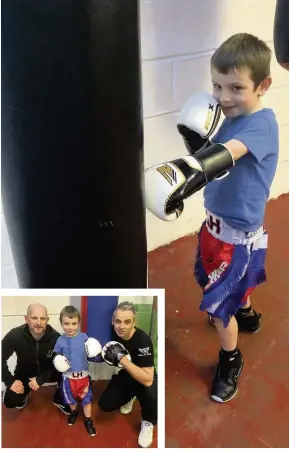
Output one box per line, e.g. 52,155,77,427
273,0,289,70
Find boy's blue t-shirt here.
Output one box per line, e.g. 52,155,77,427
53,332,89,372
204,108,279,232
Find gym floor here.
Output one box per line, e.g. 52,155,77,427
1,381,158,448
149,193,289,448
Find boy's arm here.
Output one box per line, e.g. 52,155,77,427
52,336,62,356
224,139,248,161
224,115,274,163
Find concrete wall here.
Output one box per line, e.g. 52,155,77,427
2,0,288,286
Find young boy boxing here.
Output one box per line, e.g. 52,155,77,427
145,33,279,402
53,306,101,434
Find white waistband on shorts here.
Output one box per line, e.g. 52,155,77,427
205,210,264,245
64,369,89,379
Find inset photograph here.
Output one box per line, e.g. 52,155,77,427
1,295,158,448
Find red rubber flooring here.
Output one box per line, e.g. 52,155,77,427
2,381,158,448
149,194,289,448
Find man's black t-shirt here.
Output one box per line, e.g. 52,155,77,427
112,327,155,370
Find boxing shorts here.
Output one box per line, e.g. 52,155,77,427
194,209,268,327
61,370,93,407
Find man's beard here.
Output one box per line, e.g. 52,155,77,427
30,328,45,340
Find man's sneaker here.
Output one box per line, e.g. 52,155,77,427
53,400,71,415
120,396,136,415
68,410,78,426
211,349,244,403
84,417,96,437
208,308,262,334
16,396,28,410
138,420,154,448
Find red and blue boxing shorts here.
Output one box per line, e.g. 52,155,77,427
194,210,268,327
61,370,93,407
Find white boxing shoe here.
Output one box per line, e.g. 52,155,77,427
138,420,154,448
120,396,136,415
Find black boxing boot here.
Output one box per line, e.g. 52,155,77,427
211,348,244,403
84,417,96,436
68,409,78,426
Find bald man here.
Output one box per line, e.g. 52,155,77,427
2,304,70,414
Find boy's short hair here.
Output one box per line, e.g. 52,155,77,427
211,33,272,88
59,306,81,323
113,301,136,318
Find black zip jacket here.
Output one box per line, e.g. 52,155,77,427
2,324,60,387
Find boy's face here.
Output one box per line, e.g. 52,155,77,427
61,315,79,337
211,67,271,118
112,309,136,341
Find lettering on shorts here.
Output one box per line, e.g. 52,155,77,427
206,214,221,235
245,231,257,238
204,261,228,290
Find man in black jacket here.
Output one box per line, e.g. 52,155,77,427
2,303,70,414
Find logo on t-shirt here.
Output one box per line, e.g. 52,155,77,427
46,349,54,358
137,347,152,357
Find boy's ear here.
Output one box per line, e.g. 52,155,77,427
258,76,272,96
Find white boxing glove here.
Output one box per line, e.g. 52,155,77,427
177,92,222,155
53,354,70,373
145,146,234,221
84,337,102,358
145,156,203,221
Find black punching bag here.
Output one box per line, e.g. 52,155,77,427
273,0,289,70
1,0,147,288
